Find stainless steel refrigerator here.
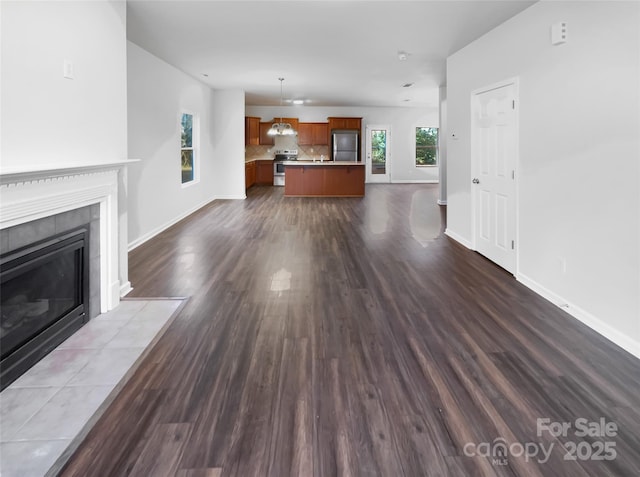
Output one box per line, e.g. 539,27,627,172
332,130,359,162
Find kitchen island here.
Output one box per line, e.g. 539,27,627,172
283,161,365,197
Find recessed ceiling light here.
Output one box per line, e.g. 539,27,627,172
293,99,304,105
398,51,409,61
402,83,414,88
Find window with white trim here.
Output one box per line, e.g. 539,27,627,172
181,113,197,184
415,127,438,167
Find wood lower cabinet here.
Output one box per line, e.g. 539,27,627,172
245,161,256,189
245,117,260,146
255,160,274,185
284,164,365,197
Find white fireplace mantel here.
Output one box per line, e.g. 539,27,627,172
0,160,139,185
0,160,138,312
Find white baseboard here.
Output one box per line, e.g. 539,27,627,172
444,228,472,249
390,179,439,184
120,281,133,297
517,273,640,360
128,196,218,251
437,199,447,205
215,194,247,200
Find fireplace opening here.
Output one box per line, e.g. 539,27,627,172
1,227,89,390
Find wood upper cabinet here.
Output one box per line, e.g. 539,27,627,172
328,117,362,131
298,122,329,146
280,117,299,131
313,123,329,145
259,122,274,145
245,117,260,146
260,118,300,145
297,123,313,145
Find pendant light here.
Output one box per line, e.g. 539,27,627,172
267,78,296,136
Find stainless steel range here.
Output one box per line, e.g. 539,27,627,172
273,149,297,186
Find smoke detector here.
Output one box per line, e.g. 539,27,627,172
398,51,409,61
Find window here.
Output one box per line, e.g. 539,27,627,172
371,129,387,175
415,127,438,166
181,113,196,184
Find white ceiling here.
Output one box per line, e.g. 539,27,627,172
127,0,536,108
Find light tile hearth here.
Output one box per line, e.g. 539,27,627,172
0,299,183,477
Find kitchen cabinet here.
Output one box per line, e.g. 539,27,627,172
245,117,260,146
298,122,329,145
256,160,274,185
297,123,312,145
259,122,274,145
284,163,365,197
260,118,301,145
277,117,299,131
313,123,329,145
327,117,362,161
245,161,256,189
328,117,362,131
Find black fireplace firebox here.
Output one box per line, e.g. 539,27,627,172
0,227,90,390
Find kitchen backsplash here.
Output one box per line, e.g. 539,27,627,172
297,144,329,160
245,142,330,160
245,145,272,159
274,135,297,151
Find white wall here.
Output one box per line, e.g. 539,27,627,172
210,89,246,199
446,1,640,356
1,0,131,298
246,105,440,183
127,42,245,249
1,0,127,167
438,86,448,204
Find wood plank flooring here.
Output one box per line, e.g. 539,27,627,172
59,184,640,476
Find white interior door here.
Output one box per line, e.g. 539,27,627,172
472,81,517,274
366,125,390,183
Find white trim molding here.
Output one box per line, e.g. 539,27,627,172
120,281,133,298
444,228,472,249
517,273,640,360
390,180,439,184
128,196,218,251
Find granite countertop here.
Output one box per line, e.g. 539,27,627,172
282,161,365,166
245,157,274,163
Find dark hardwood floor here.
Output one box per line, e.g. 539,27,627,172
60,184,640,476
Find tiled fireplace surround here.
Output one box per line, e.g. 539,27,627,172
1,204,102,320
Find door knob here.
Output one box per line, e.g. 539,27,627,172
472,178,480,184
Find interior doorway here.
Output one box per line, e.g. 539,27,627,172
471,79,518,274
366,125,390,183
